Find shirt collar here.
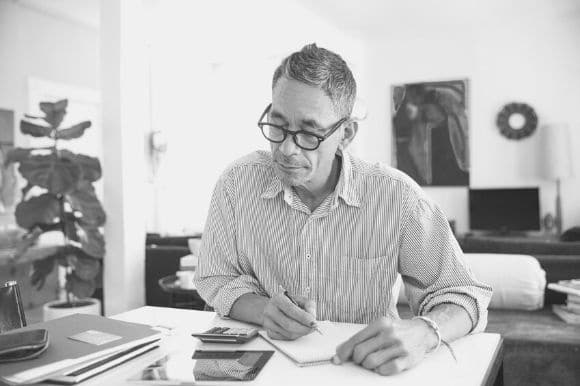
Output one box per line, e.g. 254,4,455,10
334,150,361,208
260,150,361,208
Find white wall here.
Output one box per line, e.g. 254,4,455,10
0,0,99,224
146,0,366,234
355,5,580,233
0,0,99,132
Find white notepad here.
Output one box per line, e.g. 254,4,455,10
259,321,366,367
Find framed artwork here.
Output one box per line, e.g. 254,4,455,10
391,79,469,186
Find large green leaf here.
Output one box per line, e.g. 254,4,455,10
31,254,57,290
4,147,33,165
11,227,43,261
40,99,67,128
66,271,96,299
67,182,106,227
18,155,81,194
77,224,105,258
59,150,101,182
56,121,91,140
20,120,53,138
66,254,100,281
15,194,60,229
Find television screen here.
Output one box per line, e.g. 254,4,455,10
469,188,540,232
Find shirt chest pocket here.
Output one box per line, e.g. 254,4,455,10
319,255,391,323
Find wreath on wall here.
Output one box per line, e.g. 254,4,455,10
496,102,538,140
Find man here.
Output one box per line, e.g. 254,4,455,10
194,43,492,376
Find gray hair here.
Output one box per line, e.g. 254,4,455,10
272,43,356,118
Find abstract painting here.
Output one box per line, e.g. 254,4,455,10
392,79,469,186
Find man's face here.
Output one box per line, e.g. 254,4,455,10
270,77,343,190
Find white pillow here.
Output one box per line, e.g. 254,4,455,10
396,253,546,310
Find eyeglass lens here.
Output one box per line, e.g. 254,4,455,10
262,124,319,150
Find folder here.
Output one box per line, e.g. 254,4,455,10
47,339,161,384
259,321,365,367
0,313,162,385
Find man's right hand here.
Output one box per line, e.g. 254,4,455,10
262,293,317,340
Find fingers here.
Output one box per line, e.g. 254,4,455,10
293,295,317,320
270,306,313,337
335,318,392,363
361,345,404,370
374,357,408,376
351,334,394,365
262,294,317,340
276,294,316,327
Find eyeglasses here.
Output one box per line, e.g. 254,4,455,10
257,103,348,151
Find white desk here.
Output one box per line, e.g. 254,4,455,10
77,306,503,386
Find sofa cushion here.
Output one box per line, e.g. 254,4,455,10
397,253,546,310
467,253,545,310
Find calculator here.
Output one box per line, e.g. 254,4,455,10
192,327,259,344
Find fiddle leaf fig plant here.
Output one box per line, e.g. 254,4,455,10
5,99,106,304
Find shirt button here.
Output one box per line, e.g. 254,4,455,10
305,287,310,293
306,253,311,259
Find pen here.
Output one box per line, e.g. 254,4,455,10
281,288,323,335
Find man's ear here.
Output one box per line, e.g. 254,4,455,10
340,121,358,150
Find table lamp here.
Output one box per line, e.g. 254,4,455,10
541,124,573,235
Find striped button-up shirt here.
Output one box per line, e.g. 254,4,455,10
195,150,492,331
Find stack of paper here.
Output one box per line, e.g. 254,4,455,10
0,314,163,385
259,321,365,367
547,279,580,324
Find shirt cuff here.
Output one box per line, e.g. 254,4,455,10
418,291,489,333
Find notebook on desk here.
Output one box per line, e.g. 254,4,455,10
0,313,163,385
259,321,365,367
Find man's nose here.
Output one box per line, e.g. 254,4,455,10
278,132,301,156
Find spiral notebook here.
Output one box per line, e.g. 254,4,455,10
259,321,365,367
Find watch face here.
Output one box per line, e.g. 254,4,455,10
496,102,538,140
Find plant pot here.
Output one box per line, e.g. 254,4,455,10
42,298,101,321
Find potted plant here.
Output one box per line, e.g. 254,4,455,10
5,99,106,320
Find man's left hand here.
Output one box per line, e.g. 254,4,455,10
333,317,437,376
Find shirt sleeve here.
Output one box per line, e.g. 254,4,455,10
194,172,266,317
398,192,493,333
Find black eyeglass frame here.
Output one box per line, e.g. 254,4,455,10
257,103,349,151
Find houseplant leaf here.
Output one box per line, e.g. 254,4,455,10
60,150,101,182
56,121,91,140
40,99,67,128
20,120,53,138
4,147,34,165
66,253,100,281
18,155,81,194
67,182,106,227
77,224,105,258
65,272,96,299
31,254,57,290
14,193,60,229
11,227,43,261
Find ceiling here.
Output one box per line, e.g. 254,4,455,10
293,0,580,38
10,0,580,37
